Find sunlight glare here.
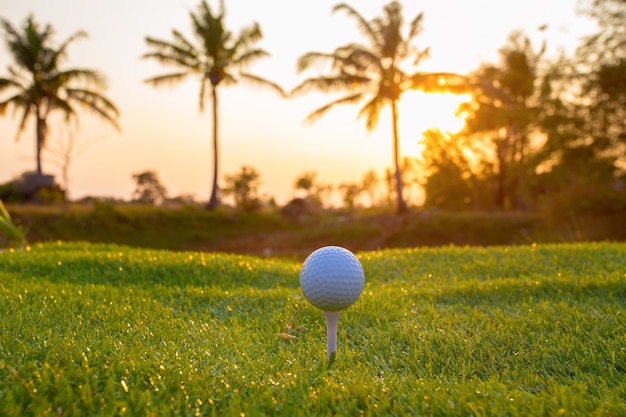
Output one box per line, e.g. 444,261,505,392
397,91,470,157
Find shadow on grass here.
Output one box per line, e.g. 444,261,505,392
0,243,300,290
429,276,626,309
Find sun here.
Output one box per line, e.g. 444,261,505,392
396,91,470,157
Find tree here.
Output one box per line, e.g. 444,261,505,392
0,15,119,177
360,169,380,207
339,182,361,210
222,165,261,211
132,170,168,205
420,129,476,210
460,31,545,210
294,171,317,198
528,0,626,213
575,0,626,176
142,0,285,210
293,171,333,207
291,1,466,214
578,0,626,64
46,126,106,204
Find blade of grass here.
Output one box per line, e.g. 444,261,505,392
0,199,26,246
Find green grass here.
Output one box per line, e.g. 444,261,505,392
1,242,625,416
0,200,25,247
7,203,626,259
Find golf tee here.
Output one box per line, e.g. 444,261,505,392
323,310,342,360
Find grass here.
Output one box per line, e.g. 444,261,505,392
11,202,626,258
1,241,625,416
0,200,25,247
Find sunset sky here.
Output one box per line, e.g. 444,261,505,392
0,0,597,204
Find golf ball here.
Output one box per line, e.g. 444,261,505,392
300,246,365,311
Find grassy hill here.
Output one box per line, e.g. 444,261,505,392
1,242,625,415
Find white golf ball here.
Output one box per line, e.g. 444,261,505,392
300,246,365,311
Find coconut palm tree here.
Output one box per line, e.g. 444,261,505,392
142,0,285,209
0,15,120,177
292,1,466,214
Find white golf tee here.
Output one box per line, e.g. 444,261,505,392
323,310,342,359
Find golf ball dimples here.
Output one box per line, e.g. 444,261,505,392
300,246,364,311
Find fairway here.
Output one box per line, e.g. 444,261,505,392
1,242,625,416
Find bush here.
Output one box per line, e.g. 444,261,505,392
0,180,24,203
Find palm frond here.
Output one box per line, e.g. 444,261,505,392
332,3,380,50
376,1,404,59
0,78,23,92
335,45,383,73
412,46,430,66
50,30,88,68
357,95,385,131
0,97,15,116
290,75,370,96
231,22,263,52
2,18,38,72
406,12,425,43
238,72,286,97
171,30,198,56
296,52,336,73
190,2,229,59
0,18,17,38
7,66,27,83
218,72,238,86
64,88,120,130
142,50,199,72
408,72,469,93
304,92,363,124
231,48,270,68
52,96,75,122
144,72,190,88
16,105,32,135
143,37,199,66
52,68,107,89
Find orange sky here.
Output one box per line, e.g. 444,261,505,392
0,0,597,205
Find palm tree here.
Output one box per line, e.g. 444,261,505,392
292,1,466,214
142,0,285,209
0,15,120,178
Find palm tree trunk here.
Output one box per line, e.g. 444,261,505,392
35,111,46,176
391,100,409,214
207,85,220,209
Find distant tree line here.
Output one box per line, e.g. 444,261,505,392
128,164,421,212
419,0,626,215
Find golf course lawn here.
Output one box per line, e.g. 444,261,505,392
1,241,625,416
